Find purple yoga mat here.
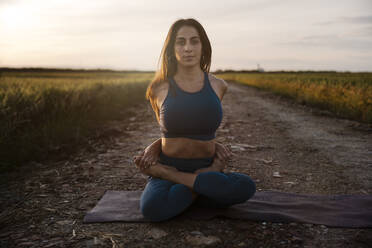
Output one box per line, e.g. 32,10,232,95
83,190,372,228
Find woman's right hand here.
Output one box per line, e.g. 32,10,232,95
135,145,160,170
133,153,155,176
134,138,162,170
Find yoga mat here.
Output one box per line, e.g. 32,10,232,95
83,190,372,228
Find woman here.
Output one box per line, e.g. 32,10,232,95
133,18,256,222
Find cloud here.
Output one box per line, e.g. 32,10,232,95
314,15,372,25
340,15,372,24
365,26,372,35
0,0,21,7
277,34,372,51
349,54,372,61
348,25,372,37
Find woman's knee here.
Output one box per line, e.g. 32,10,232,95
194,172,255,204
140,195,167,222
140,184,193,222
228,172,256,202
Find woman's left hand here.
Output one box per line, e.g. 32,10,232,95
215,142,233,162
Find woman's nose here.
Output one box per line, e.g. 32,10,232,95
184,42,192,51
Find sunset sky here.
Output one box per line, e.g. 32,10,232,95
0,0,371,72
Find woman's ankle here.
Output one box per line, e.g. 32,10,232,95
211,157,226,172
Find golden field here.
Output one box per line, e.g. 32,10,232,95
218,72,372,123
1,70,371,172
0,70,153,172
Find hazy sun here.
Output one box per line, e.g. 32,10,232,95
0,5,33,29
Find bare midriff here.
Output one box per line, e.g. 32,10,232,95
161,137,215,159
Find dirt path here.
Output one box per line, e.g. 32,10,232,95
1,82,371,247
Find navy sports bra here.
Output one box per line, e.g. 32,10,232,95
159,71,223,140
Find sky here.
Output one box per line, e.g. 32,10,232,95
0,0,371,72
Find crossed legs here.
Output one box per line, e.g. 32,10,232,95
137,159,256,222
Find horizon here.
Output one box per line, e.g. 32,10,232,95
1,0,371,72
2,66,372,73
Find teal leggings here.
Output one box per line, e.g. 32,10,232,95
140,152,256,222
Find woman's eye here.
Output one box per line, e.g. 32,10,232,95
176,40,199,46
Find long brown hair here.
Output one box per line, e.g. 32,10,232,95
146,18,212,122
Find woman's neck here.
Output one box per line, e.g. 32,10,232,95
175,65,204,82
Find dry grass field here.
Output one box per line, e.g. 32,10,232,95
0,70,153,172
1,70,371,172
218,72,372,123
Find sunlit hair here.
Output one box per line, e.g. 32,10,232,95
146,18,212,122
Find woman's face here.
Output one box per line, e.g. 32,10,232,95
173,25,202,68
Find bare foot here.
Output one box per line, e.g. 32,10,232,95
212,157,227,171
191,190,199,201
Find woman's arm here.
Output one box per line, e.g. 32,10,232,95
212,77,231,161
133,155,226,189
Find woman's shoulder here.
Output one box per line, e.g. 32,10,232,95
207,73,228,93
150,80,170,110
151,80,170,97
208,73,228,88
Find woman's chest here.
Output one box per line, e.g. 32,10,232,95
156,77,223,110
